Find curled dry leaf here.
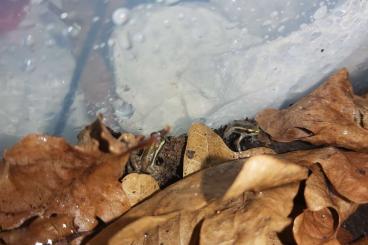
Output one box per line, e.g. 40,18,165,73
281,147,368,204
295,164,358,245
293,208,339,245
121,173,160,207
256,68,368,152
90,154,308,244
183,123,274,176
0,117,148,244
305,164,358,222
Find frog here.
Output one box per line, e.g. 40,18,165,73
130,136,166,174
223,119,260,152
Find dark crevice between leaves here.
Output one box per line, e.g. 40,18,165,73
80,217,107,245
277,180,307,245
295,127,316,137
342,204,368,241
316,163,352,204
188,219,204,245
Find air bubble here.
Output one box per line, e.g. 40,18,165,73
23,59,35,72
60,12,68,20
112,8,129,26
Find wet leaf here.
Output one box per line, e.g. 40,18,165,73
183,123,274,176
281,147,368,204
90,154,307,244
256,69,368,152
121,173,160,207
0,117,149,244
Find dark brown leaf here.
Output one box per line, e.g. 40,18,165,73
281,147,368,204
256,69,368,152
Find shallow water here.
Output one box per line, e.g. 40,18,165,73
0,0,368,152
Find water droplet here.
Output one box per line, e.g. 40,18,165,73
277,25,285,32
163,19,170,27
23,58,35,72
112,8,129,26
270,11,279,18
107,39,115,47
60,12,68,20
133,33,145,43
92,16,100,22
24,34,34,47
67,25,81,37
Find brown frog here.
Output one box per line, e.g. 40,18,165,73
223,119,260,152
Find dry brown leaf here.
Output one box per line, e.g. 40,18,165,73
299,164,358,245
0,117,151,244
121,173,160,207
305,165,358,221
281,147,368,204
256,68,368,152
351,236,368,245
200,183,299,245
223,155,308,200
336,227,354,244
293,208,339,245
183,123,274,176
90,155,307,244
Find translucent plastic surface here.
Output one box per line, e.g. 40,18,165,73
1,0,368,151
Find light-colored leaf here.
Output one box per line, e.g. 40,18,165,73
122,173,160,206
90,155,307,244
183,123,274,176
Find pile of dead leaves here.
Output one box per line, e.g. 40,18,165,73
1,68,368,245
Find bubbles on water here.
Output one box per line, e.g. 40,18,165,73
112,8,130,26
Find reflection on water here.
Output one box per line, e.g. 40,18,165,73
0,0,368,152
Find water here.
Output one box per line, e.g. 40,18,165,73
0,0,368,152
